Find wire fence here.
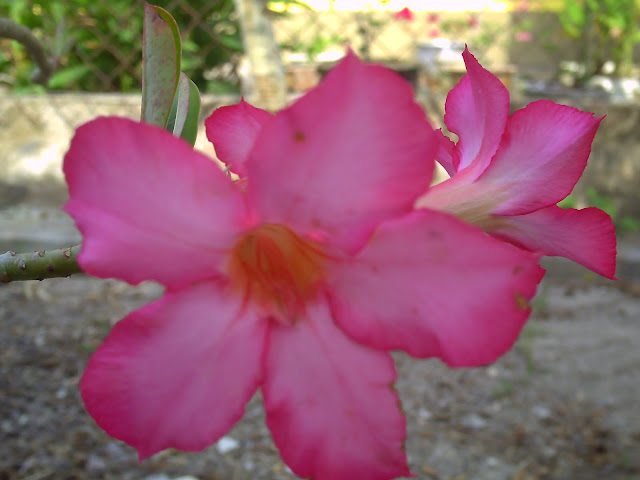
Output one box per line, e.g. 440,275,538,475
1,0,572,96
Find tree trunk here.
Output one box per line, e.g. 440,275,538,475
233,0,287,111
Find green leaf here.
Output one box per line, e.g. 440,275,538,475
217,34,244,52
141,3,182,128
48,64,92,89
166,73,201,147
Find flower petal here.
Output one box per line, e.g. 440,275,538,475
328,210,544,367
489,205,617,279
246,51,437,253
80,282,267,460
64,117,247,289
479,100,603,215
434,128,459,177
263,301,410,480
205,99,272,177
443,47,509,175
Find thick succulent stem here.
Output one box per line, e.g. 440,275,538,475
0,245,82,283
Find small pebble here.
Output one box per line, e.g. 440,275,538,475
34,331,46,347
461,413,488,429
144,475,170,480
485,456,500,467
418,408,432,420
1,420,13,433
85,454,107,472
532,405,551,420
216,435,239,454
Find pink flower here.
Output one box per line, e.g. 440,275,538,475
426,12,440,23
417,47,617,279
468,14,480,28
516,31,533,42
394,7,415,21
65,52,543,480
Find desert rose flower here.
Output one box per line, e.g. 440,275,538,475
65,52,543,480
516,31,533,42
394,7,415,21
417,47,616,279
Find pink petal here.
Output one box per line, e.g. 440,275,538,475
246,51,437,253
80,282,267,459
205,99,272,177
479,100,603,215
443,47,509,176
328,210,545,367
489,205,617,279
263,301,410,480
64,117,247,289
415,154,490,215
434,128,459,177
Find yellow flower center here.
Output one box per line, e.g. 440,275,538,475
227,224,328,324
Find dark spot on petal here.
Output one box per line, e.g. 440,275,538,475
515,293,529,310
513,266,523,275
294,131,305,142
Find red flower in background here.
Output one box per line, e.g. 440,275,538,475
394,7,415,21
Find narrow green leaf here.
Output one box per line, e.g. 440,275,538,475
167,73,201,147
217,34,245,52
141,3,182,128
48,64,92,89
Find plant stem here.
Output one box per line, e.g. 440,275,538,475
0,245,83,283
0,17,55,85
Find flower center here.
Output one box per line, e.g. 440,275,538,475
227,223,327,323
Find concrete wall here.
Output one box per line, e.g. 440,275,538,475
1,92,638,220
0,93,238,207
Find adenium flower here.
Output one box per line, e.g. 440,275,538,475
394,7,414,21
417,48,617,279
64,52,543,480
516,31,533,42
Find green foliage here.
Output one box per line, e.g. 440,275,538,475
0,0,243,93
283,33,345,61
585,187,640,233
557,0,640,77
557,194,577,209
491,381,514,399
559,189,639,233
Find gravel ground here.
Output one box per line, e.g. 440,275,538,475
1,265,639,480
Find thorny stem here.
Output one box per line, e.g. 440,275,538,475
0,245,83,283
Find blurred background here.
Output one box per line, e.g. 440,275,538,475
1,0,639,96
1,0,640,226
1,1,639,480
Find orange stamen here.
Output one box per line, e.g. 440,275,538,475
227,224,327,323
